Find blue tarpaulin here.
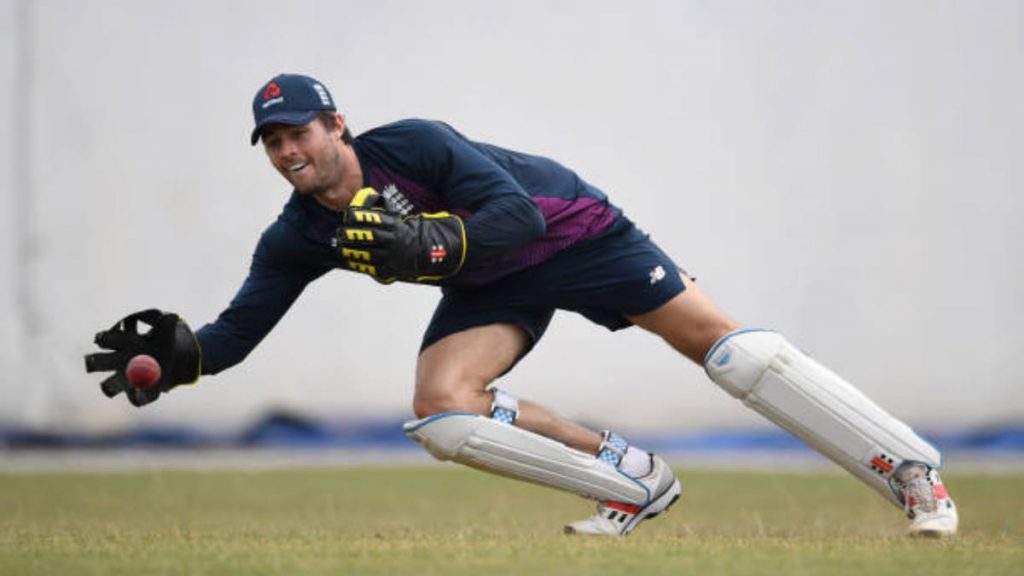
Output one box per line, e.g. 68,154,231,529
3,412,1023,454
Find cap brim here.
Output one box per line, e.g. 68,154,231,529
250,110,319,145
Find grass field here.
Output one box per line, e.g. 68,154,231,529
1,465,1021,575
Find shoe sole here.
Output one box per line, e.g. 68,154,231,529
621,478,682,536
907,517,958,539
908,528,956,539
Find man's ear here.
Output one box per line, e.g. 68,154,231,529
333,112,347,139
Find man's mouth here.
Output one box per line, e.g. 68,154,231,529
289,162,309,173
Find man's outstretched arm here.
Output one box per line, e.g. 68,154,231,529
85,221,326,404
197,221,328,374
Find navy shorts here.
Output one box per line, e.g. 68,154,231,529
421,219,688,356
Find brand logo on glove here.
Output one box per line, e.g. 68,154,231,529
430,245,448,264
345,229,375,242
341,248,371,262
353,210,383,224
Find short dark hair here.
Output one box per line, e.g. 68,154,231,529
317,111,353,144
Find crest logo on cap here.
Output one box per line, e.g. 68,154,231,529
262,82,282,101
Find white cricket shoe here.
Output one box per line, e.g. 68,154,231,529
896,464,958,537
564,455,681,537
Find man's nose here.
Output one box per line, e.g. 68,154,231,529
278,137,300,158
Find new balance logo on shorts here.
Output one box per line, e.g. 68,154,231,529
649,265,666,285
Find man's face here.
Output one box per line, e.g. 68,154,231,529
261,116,344,196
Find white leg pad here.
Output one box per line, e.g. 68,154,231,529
704,329,941,507
404,413,651,504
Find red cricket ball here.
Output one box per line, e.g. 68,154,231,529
125,354,161,388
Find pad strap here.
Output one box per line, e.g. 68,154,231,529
598,431,629,467
490,388,519,425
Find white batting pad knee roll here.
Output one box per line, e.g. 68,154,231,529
403,412,472,461
704,329,941,508
703,329,786,398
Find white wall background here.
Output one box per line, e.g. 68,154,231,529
1,0,1021,435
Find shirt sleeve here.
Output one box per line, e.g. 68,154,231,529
194,221,327,375
373,120,547,266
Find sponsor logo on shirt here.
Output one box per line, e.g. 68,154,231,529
381,183,415,215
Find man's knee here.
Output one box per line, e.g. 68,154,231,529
412,383,491,419
414,324,529,418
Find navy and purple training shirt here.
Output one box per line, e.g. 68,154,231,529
195,119,623,374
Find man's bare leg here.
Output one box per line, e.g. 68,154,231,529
413,323,601,453
625,275,740,363
410,322,680,535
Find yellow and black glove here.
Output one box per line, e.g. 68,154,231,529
335,188,467,284
84,309,201,407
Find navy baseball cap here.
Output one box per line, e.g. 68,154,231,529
250,73,336,145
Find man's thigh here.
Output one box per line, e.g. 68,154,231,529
626,275,740,364
536,221,689,330
421,282,556,357
414,323,530,416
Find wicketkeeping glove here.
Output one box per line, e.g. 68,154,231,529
335,188,467,284
84,309,202,407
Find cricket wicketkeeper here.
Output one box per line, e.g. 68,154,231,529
85,73,958,537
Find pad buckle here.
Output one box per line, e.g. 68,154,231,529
490,388,519,425
598,431,629,467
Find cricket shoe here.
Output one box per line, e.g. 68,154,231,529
895,464,958,538
564,455,681,536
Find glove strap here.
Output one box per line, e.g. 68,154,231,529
170,319,202,386
410,212,466,283
350,187,382,208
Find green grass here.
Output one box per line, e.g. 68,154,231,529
1,466,1021,575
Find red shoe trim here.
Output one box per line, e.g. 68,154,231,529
605,501,642,515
